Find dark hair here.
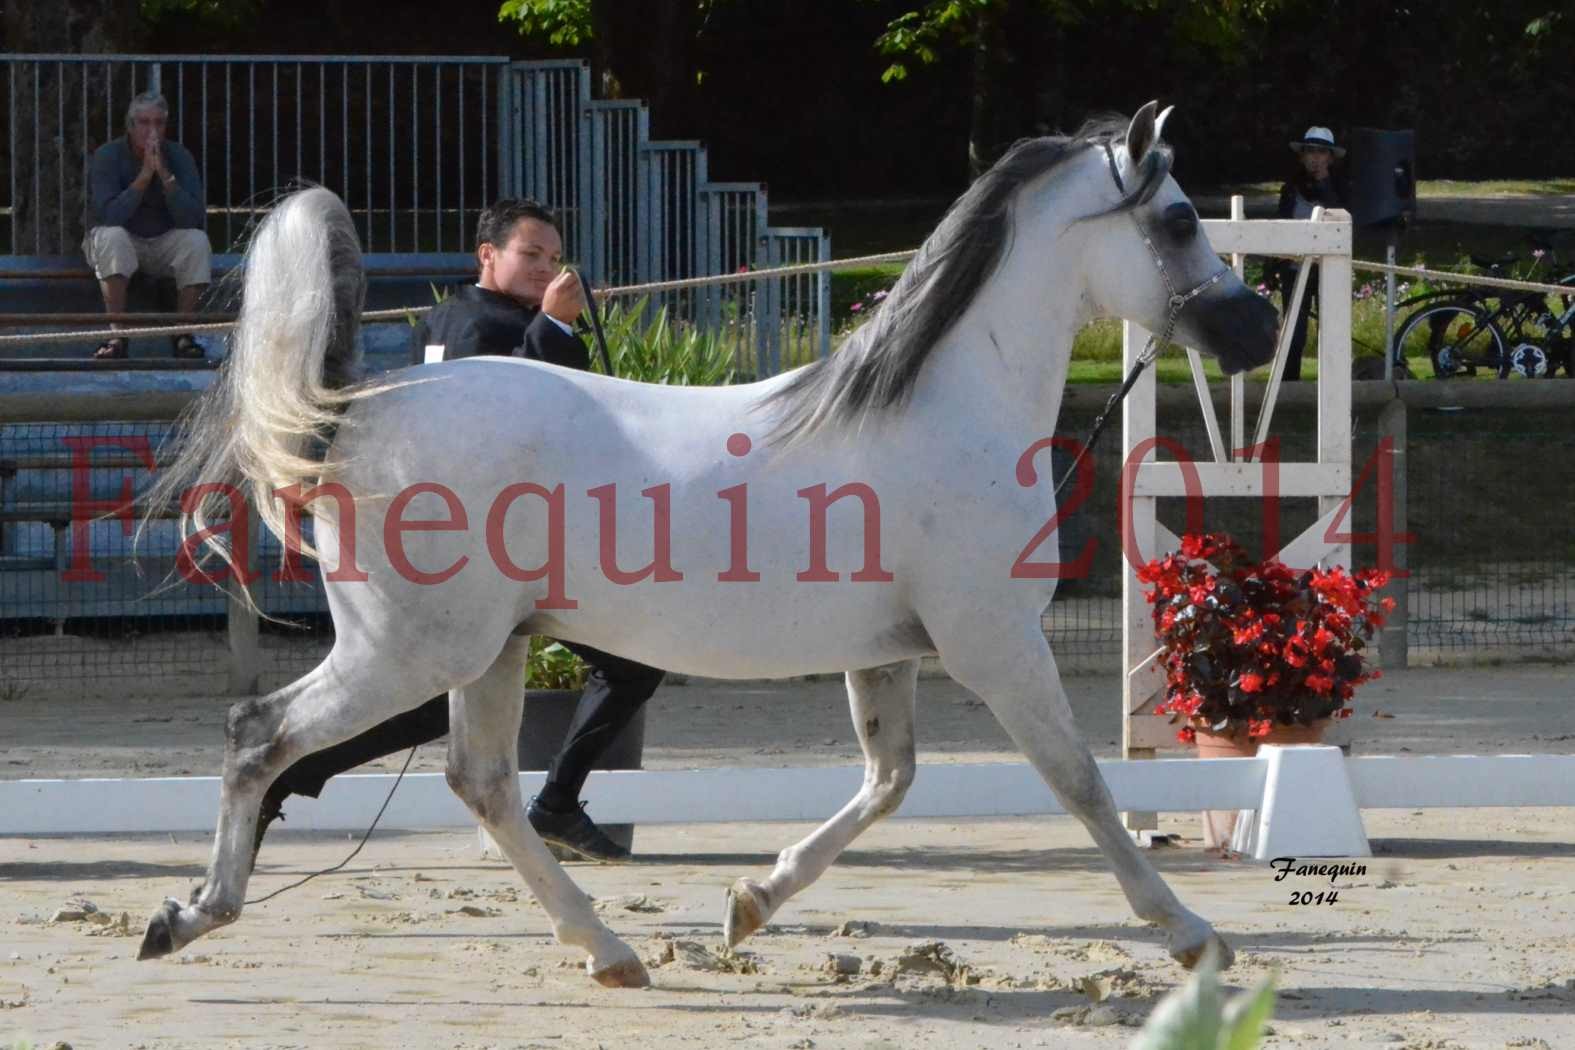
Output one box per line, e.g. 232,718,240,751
475,198,560,251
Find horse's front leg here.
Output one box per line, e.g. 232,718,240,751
725,658,919,948
935,620,1232,970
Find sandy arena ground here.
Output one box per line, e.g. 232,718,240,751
3,666,1574,1048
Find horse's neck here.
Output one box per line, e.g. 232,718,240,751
914,233,1089,437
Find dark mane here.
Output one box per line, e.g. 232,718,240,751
763,114,1169,444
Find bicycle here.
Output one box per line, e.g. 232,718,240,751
1389,233,1575,379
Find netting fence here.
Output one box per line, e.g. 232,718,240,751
3,399,1571,698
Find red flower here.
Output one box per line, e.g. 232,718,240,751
1138,531,1388,742
1232,622,1264,646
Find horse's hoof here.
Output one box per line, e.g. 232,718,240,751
590,955,651,989
137,898,183,961
723,877,769,949
1172,930,1234,971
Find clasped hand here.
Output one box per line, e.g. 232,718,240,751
542,270,588,326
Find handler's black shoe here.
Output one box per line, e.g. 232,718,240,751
527,796,630,863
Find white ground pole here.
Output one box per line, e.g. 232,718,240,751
1121,209,1356,842
6,753,1575,863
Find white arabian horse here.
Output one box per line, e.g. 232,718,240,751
137,103,1278,987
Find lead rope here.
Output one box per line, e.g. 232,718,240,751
575,268,616,377
244,743,419,906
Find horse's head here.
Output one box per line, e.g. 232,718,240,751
1079,103,1278,376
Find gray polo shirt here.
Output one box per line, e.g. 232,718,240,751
86,136,206,238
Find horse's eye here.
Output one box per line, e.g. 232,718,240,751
1164,202,1198,239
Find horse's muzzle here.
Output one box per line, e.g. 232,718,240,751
1183,285,1280,376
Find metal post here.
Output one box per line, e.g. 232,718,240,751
1378,396,1409,669
226,504,261,695
817,230,832,359
1382,239,1399,381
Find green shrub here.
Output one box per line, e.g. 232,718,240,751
593,297,738,386
1130,951,1274,1050
525,636,588,691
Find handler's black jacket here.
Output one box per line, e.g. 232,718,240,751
1276,171,1345,220
408,283,589,370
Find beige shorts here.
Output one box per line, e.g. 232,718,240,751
82,226,212,287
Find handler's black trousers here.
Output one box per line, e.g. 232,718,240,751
259,642,664,826
1283,262,1320,382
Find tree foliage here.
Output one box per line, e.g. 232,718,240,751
139,0,259,27
869,0,1289,83
496,0,592,46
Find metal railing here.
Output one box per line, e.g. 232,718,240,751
1,53,831,367
505,60,830,362
2,54,509,256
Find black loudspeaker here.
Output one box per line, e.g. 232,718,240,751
1346,127,1416,227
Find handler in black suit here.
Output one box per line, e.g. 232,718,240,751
256,199,665,863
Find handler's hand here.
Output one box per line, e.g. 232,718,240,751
542,270,587,326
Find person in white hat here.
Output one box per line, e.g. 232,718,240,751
1280,126,1346,219
1273,126,1347,379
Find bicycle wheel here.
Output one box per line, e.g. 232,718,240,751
1559,275,1575,376
1392,301,1505,379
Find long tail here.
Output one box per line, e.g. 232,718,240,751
147,186,371,583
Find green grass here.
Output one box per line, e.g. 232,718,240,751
1214,177,1575,198
842,283,1560,385
823,203,1575,384
830,264,905,320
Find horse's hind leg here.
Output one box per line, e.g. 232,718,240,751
937,621,1231,970
725,658,918,949
138,643,481,961
445,635,649,988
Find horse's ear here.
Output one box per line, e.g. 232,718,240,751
1125,100,1160,165
1154,105,1174,143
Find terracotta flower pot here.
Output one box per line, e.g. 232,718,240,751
1195,719,1331,850
1195,719,1329,758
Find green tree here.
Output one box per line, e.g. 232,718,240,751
138,0,259,24
870,0,1290,177
498,0,708,135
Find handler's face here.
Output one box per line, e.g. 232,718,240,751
483,218,563,308
1300,147,1332,180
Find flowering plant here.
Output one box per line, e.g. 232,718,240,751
1137,533,1394,744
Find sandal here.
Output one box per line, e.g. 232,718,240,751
93,337,129,359
171,334,205,360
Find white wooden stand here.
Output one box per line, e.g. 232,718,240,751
1122,206,1356,840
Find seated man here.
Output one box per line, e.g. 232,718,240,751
83,90,210,359
256,199,666,864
